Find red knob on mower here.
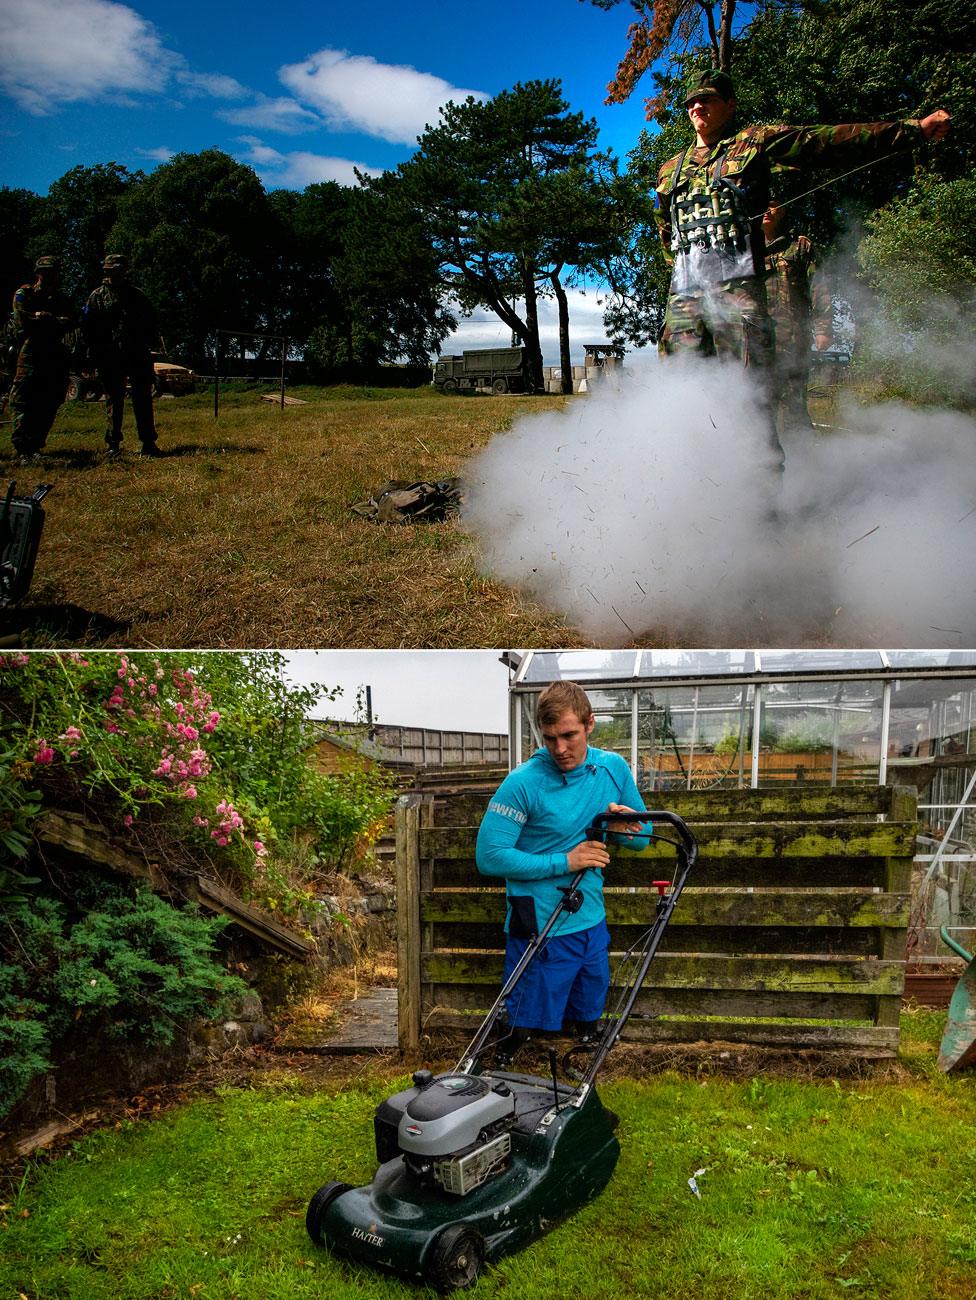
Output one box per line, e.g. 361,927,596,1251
653,880,671,896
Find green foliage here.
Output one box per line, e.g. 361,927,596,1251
387,79,613,386
34,162,139,303
0,651,396,918
0,885,244,1119
853,173,976,404
0,741,42,904
107,150,277,362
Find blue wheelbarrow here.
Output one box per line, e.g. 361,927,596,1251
937,926,976,1072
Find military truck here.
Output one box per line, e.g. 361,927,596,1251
432,346,528,394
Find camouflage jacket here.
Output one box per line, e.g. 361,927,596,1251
9,281,76,368
654,119,923,274
82,279,159,363
763,234,832,349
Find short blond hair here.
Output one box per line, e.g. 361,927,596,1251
535,681,593,728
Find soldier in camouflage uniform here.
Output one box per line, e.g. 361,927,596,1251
82,253,162,460
762,203,833,437
653,68,949,460
6,255,76,465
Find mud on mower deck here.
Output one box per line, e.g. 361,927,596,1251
306,1068,620,1291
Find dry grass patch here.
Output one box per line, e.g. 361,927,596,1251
3,385,584,648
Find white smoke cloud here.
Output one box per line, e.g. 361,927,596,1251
463,355,976,646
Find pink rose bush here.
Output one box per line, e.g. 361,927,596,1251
8,653,267,874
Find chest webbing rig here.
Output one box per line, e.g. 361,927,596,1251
669,147,752,255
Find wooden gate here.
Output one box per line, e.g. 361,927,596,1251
396,785,917,1057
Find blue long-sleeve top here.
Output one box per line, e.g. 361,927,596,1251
476,746,650,936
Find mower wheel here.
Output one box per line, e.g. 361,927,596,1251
425,1223,485,1292
305,1180,351,1244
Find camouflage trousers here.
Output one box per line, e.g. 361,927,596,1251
770,345,813,438
8,365,68,455
98,360,157,450
659,277,774,366
659,278,783,469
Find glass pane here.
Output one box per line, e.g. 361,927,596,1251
757,679,883,785
636,685,754,792
757,650,884,674
886,651,976,670
520,650,638,682
589,688,632,762
637,650,756,678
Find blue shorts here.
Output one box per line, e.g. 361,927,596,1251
503,921,611,1031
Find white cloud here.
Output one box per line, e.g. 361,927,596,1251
0,0,249,114
135,145,176,162
175,70,248,101
278,47,486,145
234,136,382,189
0,0,175,112
218,95,323,134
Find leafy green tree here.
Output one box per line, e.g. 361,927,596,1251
107,150,277,364
35,163,140,303
586,0,748,108
305,179,455,379
389,79,606,390
266,181,349,363
0,186,46,307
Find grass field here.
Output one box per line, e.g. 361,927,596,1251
2,1009,975,1300
1,384,585,649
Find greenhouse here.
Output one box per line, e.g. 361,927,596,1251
507,649,976,960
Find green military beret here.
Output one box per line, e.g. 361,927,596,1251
34,255,60,271
684,68,736,104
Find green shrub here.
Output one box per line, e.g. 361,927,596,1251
0,884,245,1120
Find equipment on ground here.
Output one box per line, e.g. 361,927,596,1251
306,809,697,1291
937,925,976,1072
0,481,51,607
432,347,528,395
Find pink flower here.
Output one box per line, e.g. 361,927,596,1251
182,785,198,800
193,814,209,827
60,726,82,741
123,814,134,827
254,841,267,858
33,743,55,764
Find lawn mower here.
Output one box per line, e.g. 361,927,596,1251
305,809,697,1291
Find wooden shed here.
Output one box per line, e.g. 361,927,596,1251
395,785,917,1058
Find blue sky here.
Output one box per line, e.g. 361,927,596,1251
0,0,653,195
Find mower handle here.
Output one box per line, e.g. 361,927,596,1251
585,809,697,860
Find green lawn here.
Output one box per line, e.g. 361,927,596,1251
3,1010,974,1299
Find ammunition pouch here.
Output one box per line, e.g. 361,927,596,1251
668,149,757,295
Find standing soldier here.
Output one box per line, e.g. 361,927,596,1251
6,255,76,466
82,253,163,461
653,68,950,460
762,203,833,437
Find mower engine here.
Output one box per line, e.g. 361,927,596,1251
373,1070,516,1196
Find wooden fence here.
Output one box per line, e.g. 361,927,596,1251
395,785,917,1057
